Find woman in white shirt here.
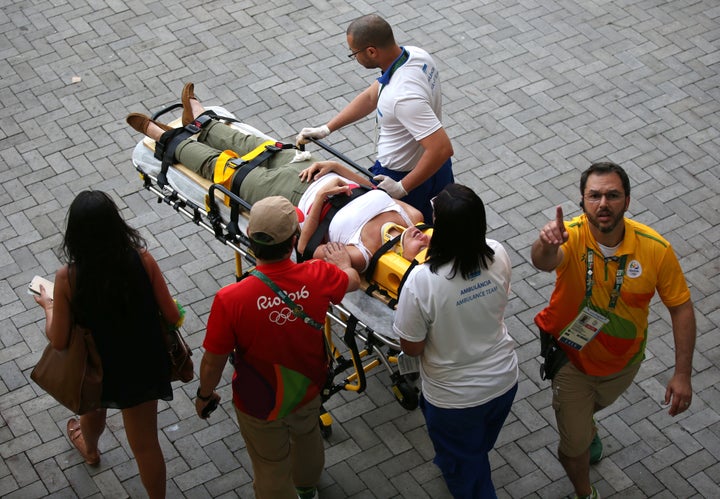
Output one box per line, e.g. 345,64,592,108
393,183,518,499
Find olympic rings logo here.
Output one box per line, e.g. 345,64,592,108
269,307,299,326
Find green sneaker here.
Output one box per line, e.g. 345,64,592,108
573,485,600,499
589,432,603,464
296,486,317,499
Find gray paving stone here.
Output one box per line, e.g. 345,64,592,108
504,468,552,498
344,442,394,474
327,461,367,497
598,458,636,494
688,469,720,499
656,464,700,497
324,438,361,469
672,448,716,479
3,0,719,497
175,461,221,493
387,470,432,499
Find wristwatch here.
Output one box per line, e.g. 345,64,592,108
196,388,213,401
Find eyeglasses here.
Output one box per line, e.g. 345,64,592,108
583,191,625,204
348,46,370,59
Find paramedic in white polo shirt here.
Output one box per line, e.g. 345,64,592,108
296,13,454,223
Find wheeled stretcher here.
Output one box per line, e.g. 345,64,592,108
131,104,423,436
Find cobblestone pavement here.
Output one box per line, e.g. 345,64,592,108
2,0,719,497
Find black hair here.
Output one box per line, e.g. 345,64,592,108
63,190,146,318
579,161,631,208
347,14,396,49
426,184,495,279
249,233,296,261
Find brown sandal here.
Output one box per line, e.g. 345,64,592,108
66,418,100,466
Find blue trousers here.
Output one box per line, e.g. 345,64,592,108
420,383,518,499
371,158,454,223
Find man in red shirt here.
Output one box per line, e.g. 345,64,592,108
195,196,360,499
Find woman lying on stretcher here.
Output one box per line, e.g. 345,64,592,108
126,84,429,274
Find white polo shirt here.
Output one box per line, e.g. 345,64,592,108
376,46,444,172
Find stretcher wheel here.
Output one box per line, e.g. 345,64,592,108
391,380,419,410
319,412,333,439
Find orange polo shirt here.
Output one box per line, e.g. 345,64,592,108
535,214,691,376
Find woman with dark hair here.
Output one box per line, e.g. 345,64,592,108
34,190,180,498
393,183,518,499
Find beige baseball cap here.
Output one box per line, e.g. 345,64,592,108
247,196,304,245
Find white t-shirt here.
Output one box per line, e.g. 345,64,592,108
393,239,518,408
376,46,443,172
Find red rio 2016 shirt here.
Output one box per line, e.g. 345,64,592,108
204,258,348,420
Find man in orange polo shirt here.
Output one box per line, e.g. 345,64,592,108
532,162,696,499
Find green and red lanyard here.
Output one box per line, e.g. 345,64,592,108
585,249,628,312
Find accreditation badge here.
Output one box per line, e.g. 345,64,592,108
397,352,420,375
557,307,609,350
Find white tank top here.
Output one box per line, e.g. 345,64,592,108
328,189,412,245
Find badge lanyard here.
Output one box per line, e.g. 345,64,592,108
375,48,410,144
585,249,628,311
558,248,628,350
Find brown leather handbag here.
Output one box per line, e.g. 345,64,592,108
31,324,103,414
166,327,194,382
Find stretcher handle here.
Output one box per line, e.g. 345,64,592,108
208,183,252,212
207,183,253,246
308,138,373,180
151,103,183,122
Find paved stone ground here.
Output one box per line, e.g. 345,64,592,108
1,0,718,497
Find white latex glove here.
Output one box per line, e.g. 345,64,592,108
291,150,313,163
296,125,330,146
373,175,408,199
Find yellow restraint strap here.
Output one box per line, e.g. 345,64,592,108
213,141,277,187
213,141,277,206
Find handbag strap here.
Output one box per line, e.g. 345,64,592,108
250,269,324,330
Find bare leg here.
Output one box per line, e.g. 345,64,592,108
80,408,107,457
122,400,166,499
189,98,205,120
145,122,165,142
559,448,592,496
144,99,204,141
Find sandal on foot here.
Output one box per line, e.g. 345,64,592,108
66,418,100,466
